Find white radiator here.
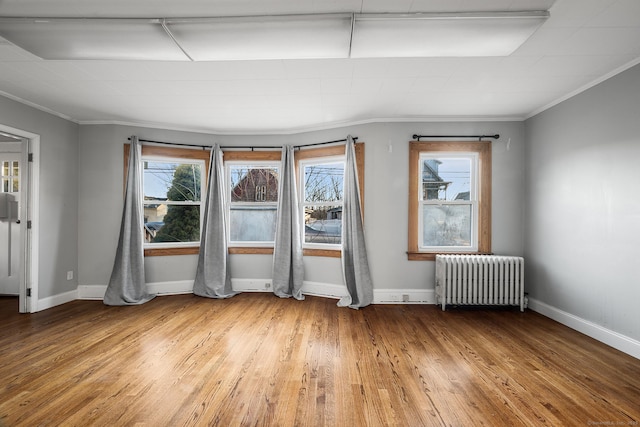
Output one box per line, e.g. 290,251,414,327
435,255,526,312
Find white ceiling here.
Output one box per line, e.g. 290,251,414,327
0,0,639,134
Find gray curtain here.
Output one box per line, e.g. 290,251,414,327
338,136,374,309
193,144,237,299
272,145,305,300
104,136,155,306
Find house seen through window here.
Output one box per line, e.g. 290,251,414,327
227,163,279,245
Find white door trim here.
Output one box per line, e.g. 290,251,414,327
0,124,39,313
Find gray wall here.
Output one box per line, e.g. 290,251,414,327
524,63,640,341
78,121,525,293
0,96,79,299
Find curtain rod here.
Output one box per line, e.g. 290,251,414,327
412,134,499,141
128,137,211,150
128,136,358,151
220,136,358,150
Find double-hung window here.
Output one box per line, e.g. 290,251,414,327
300,157,344,248
142,158,203,246
125,145,209,256
223,150,281,254
227,161,280,246
295,143,365,257
408,141,491,260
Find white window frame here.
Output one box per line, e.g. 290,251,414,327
299,155,345,251
418,152,479,252
225,160,280,248
141,155,205,250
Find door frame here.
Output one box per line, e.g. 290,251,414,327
0,124,39,313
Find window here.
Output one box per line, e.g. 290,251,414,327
223,150,281,255
227,162,279,246
408,141,491,261
295,143,365,257
124,145,209,256
300,158,344,247
142,158,203,246
1,159,19,193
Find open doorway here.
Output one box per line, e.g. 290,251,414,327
0,125,39,313
0,144,22,296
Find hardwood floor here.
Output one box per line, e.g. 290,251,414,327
0,294,638,426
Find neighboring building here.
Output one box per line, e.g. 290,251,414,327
422,159,451,200
144,197,167,223
231,169,278,202
326,206,341,220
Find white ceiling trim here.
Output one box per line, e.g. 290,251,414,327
0,88,78,123
525,56,640,120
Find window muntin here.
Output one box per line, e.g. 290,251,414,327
226,162,280,246
142,157,204,247
419,154,478,251
300,158,345,248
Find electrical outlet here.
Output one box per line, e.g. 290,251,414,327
402,294,410,302
264,282,271,289
67,271,74,280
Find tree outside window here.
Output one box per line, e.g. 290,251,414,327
301,161,344,246
141,158,204,247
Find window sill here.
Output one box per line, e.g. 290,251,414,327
407,251,492,261
228,247,274,255
145,247,200,257
144,247,343,257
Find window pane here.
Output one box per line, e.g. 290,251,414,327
304,163,344,203
2,178,8,192
144,161,201,202
229,166,278,202
422,204,472,247
144,204,200,243
304,205,342,244
12,178,18,192
422,158,471,201
2,162,7,176
12,161,19,177
230,206,277,242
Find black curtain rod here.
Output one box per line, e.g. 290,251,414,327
128,137,211,150
220,136,358,150
412,134,499,141
128,136,358,151
295,136,357,149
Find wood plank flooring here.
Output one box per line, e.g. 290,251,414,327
1,293,639,426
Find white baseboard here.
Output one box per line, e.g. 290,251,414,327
36,289,77,311
149,280,193,295
76,280,434,305
528,298,640,360
232,278,272,292
77,285,107,300
302,281,348,299
78,281,195,300
374,289,436,304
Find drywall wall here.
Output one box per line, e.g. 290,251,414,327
524,63,640,343
78,120,525,296
0,96,79,299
